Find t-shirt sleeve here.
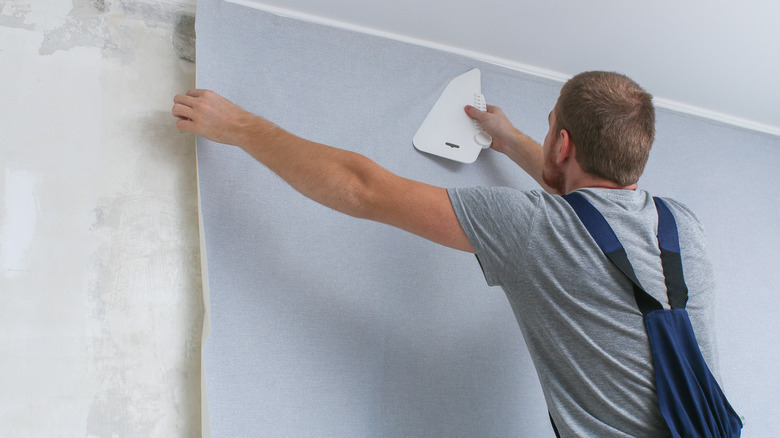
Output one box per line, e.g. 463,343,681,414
447,186,541,286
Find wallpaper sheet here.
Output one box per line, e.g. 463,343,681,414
196,0,780,436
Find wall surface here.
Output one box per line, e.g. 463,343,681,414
3,0,777,437
196,1,779,436
0,0,202,436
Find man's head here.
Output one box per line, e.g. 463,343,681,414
549,71,655,188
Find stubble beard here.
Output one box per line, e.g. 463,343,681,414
542,148,565,195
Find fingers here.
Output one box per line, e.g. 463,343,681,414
173,90,214,134
175,117,195,133
172,90,213,123
464,105,487,121
172,92,199,122
174,93,198,107
171,102,195,121
466,103,504,120
186,89,208,97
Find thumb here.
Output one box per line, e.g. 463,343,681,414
464,105,487,121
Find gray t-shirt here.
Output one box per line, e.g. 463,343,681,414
447,187,719,437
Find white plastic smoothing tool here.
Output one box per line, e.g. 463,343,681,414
472,92,492,148
413,68,492,163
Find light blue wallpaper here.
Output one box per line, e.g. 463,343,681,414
196,1,779,435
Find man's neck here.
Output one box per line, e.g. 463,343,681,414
563,176,637,195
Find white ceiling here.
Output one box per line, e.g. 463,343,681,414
238,0,780,136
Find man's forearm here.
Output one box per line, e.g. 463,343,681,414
501,129,555,193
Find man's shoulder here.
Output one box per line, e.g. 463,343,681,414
448,186,548,208
447,186,551,243
575,189,701,219
653,196,708,245
655,196,701,221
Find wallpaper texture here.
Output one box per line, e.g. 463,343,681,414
196,1,779,436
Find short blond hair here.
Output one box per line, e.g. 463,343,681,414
555,71,655,186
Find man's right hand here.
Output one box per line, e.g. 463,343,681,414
465,104,554,193
172,89,278,147
464,104,518,155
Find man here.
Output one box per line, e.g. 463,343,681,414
173,71,720,436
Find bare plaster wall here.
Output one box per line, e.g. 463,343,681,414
0,0,202,436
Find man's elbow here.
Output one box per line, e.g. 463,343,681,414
333,155,387,220
332,180,370,219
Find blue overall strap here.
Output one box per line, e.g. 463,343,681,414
650,197,741,436
653,197,688,309
562,192,663,315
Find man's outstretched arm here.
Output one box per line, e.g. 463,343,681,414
172,89,475,253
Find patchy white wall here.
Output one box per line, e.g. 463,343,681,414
0,0,202,436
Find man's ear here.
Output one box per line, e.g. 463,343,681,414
556,129,574,164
